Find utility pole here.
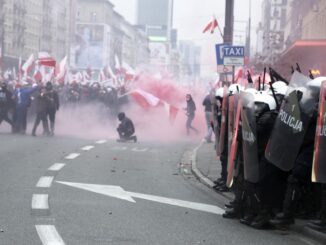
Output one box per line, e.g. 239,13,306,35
223,0,235,84
224,0,234,45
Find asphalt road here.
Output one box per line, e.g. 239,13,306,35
0,132,321,245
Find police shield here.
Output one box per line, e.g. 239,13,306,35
241,92,259,183
265,71,317,171
217,86,228,156
226,95,241,188
227,93,240,151
312,80,326,183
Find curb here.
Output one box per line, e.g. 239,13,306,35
190,141,233,201
190,142,326,244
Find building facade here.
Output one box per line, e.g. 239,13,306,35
73,0,149,70
0,0,73,71
255,0,287,66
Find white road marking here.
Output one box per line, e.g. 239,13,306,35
32,194,49,210
131,147,148,152
65,153,80,160
36,225,65,245
56,181,224,215
48,163,66,171
57,181,135,203
81,145,94,151
36,176,54,188
111,146,128,151
95,140,107,144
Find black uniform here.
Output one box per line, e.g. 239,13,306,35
0,84,14,128
271,107,317,225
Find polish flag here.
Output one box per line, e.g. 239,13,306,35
122,62,136,81
18,56,22,80
128,89,161,109
115,55,121,72
38,52,56,67
55,56,68,83
33,65,43,82
22,54,35,75
98,69,106,83
163,101,179,122
106,64,117,81
203,16,219,34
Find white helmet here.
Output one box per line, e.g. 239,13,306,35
268,81,288,96
229,84,243,95
244,88,257,95
307,77,326,89
215,87,225,98
254,91,276,111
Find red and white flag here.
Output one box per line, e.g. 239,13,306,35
122,62,136,81
18,56,23,80
106,64,117,81
128,89,161,110
203,16,219,34
22,54,35,75
38,52,56,67
55,56,68,83
163,101,179,122
98,69,106,83
115,55,121,72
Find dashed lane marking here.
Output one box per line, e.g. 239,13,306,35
111,146,128,151
131,147,148,152
48,163,66,171
35,225,65,245
81,145,94,151
65,153,80,160
32,194,49,210
36,176,54,188
95,140,107,144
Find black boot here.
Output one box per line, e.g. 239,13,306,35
270,176,300,226
222,208,242,219
240,214,255,226
307,184,326,232
251,210,271,229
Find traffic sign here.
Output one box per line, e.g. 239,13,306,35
215,44,225,65
223,46,245,66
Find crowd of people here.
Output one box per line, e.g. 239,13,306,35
208,69,326,232
0,78,128,136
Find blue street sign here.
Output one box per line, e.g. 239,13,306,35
215,44,225,65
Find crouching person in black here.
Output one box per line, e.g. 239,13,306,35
117,112,137,143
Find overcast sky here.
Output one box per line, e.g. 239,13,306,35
111,0,262,75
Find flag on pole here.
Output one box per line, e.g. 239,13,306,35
18,56,22,80
22,54,35,75
38,52,56,67
55,56,68,83
203,16,219,34
128,89,161,110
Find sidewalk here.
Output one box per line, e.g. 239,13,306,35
192,141,326,244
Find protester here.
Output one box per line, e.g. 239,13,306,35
32,86,50,136
185,94,198,135
13,82,39,134
116,112,137,143
44,82,60,136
